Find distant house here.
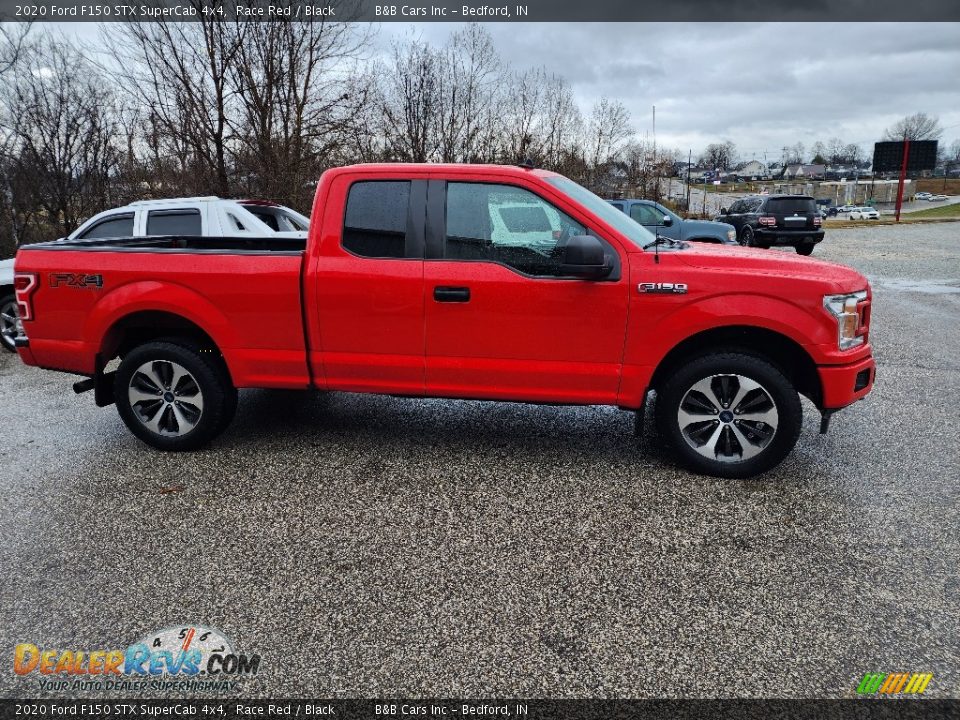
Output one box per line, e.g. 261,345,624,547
735,160,768,179
783,164,826,180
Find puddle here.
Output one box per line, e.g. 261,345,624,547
870,277,960,294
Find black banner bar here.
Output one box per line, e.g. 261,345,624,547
1,0,960,22
1,700,959,720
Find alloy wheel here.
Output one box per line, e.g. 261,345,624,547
128,360,205,436
0,298,19,351
676,374,779,462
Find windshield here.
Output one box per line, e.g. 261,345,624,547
547,177,656,249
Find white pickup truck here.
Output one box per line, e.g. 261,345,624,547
0,197,309,351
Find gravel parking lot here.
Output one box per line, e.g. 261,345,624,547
1,223,958,699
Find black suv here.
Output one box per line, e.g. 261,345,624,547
716,194,824,255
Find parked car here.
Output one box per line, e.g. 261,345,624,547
929,194,949,201
836,204,858,213
13,163,875,478
826,207,839,217
849,207,880,220
607,199,737,245
716,194,824,255
64,197,309,241
0,258,17,352
915,192,931,200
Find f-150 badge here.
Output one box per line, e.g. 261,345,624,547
638,282,687,294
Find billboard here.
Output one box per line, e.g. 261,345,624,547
872,140,939,173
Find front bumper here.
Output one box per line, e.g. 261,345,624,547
818,354,875,409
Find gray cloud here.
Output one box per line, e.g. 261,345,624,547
380,22,960,157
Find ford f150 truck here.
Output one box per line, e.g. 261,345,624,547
13,163,875,478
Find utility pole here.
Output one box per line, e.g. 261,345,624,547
686,149,692,213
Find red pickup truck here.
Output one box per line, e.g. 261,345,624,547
13,163,875,478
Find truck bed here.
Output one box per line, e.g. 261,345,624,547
15,235,310,388
27,234,306,254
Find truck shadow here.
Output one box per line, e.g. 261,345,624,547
219,388,663,466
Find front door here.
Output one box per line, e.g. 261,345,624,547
423,180,629,405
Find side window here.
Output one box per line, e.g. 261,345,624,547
727,201,744,214
79,214,134,239
343,181,410,259
629,204,663,225
748,198,764,213
445,183,586,277
608,201,625,213
146,209,202,236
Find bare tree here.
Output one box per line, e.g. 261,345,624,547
110,9,244,196
883,112,943,141
3,40,120,238
376,38,441,162
228,14,369,209
701,141,737,171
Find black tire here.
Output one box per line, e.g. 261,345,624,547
0,293,17,353
654,352,803,478
796,243,815,256
738,226,756,247
114,340,237,451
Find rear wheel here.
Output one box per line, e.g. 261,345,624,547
0,294,18,352
796,243,815,256
114,341,236,451
655,352,802,478
738,226,756,247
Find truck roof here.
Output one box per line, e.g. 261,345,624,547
330,163,560,179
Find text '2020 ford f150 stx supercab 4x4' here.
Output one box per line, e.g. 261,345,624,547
13,164,875,478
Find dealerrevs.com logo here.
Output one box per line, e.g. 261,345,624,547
856,672,934,695
14,625,261,692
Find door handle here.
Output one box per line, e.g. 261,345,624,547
434,286,470,303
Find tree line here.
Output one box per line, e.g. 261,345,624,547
0,19,664,258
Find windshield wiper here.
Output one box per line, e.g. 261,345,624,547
643,236,685,250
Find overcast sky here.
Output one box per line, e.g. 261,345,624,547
57,21,960,160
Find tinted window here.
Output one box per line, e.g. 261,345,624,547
445,182,586,277
80,214,134,239
343,181,410,258
147,209,202,236
629,204,664,225
764,197,817,214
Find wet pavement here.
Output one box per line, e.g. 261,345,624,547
1,223,958,698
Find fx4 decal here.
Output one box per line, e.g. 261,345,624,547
50,273,103,289
638,282,688,294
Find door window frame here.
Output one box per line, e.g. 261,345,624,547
340,179,426,261
425,179,621,281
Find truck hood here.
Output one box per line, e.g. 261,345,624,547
679,219,735,242
675,243,868,293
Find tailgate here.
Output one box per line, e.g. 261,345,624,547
766,197,818,230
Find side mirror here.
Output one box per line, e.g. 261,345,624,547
720,207,728,215
560,235,612,279
661,215,673,227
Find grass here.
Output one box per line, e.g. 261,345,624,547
901,202,960,219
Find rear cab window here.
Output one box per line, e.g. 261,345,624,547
146,209,202,235
342,181,411,259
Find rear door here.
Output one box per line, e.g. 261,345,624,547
422,178,629,404
144,208,204,236
765,196,818,231
310,176,427,395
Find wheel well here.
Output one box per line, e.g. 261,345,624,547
100,311,223,368
649,326,822,406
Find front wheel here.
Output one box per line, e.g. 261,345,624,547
114,341,236,451
655,352,803,478
0,293,18,352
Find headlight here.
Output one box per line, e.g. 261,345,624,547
823,290,868,350
727,229,736,242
